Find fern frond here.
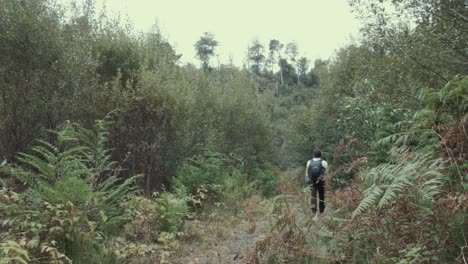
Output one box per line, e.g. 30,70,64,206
355,148,445,218
271,194,293,214
95,175,121,192
73,127,96,147
101,175,141,205
418,178,443,203
34,140,58,153
0,240,30,264
377,184,395,209
377,177,410,209
30,146,56,163
55,127,79,149
1,165,39,186
353,185,383,217
16,153,55,180
60,146,89,157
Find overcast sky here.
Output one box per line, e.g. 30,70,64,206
93,0,362,67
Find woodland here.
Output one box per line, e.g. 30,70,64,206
0,0,466,263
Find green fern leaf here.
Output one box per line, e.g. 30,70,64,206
353,185,383,217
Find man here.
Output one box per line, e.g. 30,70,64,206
305,149,328,220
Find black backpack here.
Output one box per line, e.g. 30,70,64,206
306,159,324,184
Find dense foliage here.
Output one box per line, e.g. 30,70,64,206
0,0,466,263
246,0,467,263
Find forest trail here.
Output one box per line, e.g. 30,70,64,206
170,217,270,263
169,172,324,264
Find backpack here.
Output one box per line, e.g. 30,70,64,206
305,159,324,184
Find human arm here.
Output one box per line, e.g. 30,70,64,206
304,160,311,185
322,160,328,170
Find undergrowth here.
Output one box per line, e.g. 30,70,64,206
0,121,175,263
245,76,467,263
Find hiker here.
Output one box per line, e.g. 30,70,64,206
305,149,328,219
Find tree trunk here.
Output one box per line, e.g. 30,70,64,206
144,158,152,197
279,65,284,86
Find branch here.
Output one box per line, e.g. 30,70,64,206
447,7,468,23
392,44,449,83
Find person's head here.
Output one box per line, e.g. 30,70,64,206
313,149,321,158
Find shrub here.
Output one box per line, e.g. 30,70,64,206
172,150,243,203
0,241,30,264
254,167,278,197
332,148,463,263
153,192,189,233
219,172,257,216
0,121,140,262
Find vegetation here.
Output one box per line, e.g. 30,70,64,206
0,0,466,263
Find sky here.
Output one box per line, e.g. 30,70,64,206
93,0,362,67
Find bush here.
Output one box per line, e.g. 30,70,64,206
154,192,188,233
0,121,140,262
332,148,464,263
172,150,242,202
219,172,257,216
254,168,278,197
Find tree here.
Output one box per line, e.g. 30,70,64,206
297,57,309,85
194,32,218,71
247,40,265,76
279,59,297,88
269,39,284,94
0,0,99,159
285,42,299,85
349,0,467,86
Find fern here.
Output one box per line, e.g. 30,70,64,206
154,192,188,233
353,149,444,217
353,185,383,217
2,120,139,212
69,120,141,211
16,152,56,181
0,241,30,264
418,178,443,203
73,120,119,189
99,174,141,207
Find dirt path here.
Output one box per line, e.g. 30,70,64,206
169,183,319,264
170,217,270,264
167,168,331,264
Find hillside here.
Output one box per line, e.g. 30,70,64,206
0,0,466,263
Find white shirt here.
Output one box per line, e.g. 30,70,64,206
305,158,328,177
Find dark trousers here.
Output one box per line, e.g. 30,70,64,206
310,182,325,214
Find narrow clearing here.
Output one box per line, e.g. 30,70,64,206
170,178,326,264
171,218,270,264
